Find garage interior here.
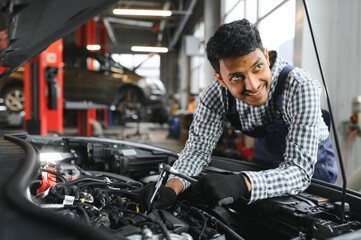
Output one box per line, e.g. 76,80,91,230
1,0,361,191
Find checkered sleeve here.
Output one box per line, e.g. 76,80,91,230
243,70,322,203
170,80,225,189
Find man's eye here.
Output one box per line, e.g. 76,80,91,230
230,74,243,81
254,64,263,71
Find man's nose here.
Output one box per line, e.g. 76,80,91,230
244,75,259,92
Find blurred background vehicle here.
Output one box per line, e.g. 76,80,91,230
0,46,168,127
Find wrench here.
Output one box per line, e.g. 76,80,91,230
148,163,198,210
149,167,167,206
161,163,197,184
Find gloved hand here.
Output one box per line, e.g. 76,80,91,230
192,173,248,207
139,182,177,212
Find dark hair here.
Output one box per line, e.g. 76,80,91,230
206,19,263,73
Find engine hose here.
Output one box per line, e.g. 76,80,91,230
40,168,67,183
77,205,91,225
121,210,172,240
65,185,80,199
75,181,142,191
158,220,172,240
190,206,245,240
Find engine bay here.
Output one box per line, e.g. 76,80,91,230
4,134,361,239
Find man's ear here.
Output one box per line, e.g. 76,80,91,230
263,48,270,66
214,72,226,88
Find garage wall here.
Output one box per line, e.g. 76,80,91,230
297,0,361,185
160,52,179,96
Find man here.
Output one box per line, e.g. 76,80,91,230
140,19,338,211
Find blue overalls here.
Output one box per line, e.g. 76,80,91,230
225,65,338,184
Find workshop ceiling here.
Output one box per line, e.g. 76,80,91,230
0,0,200,81
97,0,199,54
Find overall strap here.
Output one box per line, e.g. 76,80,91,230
226,91,242,130
273,65,294,120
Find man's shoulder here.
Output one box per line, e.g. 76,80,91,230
270,53,319,87
199,79,226,111
200,79,223,99
288,67,320,87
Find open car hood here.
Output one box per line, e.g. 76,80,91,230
0,0,118,80
2,133,361,239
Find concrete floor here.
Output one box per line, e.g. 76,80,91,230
1,121,186,153
64,121,186,153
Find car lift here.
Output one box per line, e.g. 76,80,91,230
71,18,109,136
24,39,63,136
64,101,107,137
24,18,109,137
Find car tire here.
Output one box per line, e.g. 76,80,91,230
3,86,25,112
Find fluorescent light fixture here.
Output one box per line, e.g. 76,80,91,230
86,44,101,51
131,46,168,53
113,9,172,17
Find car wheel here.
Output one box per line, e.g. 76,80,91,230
3,86,25,112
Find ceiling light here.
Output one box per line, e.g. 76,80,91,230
113,9,172,17
86,44,101,51
131,46,168,53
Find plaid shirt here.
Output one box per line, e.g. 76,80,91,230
171,52,329,203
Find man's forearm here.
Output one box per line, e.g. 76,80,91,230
165,178,184,195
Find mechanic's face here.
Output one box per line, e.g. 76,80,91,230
215,48,272,106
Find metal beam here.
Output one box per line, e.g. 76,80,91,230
168,0,198,50
103,17,117,44
107,17,153,28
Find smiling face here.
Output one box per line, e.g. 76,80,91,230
215,48,272,107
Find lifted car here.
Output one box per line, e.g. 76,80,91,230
0,46,167,125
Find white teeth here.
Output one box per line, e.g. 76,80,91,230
246,84,264,96
247,89,261,96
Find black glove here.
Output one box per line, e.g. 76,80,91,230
192,173,248,207
139,182,177,212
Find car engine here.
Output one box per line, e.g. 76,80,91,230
7,134,361,239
